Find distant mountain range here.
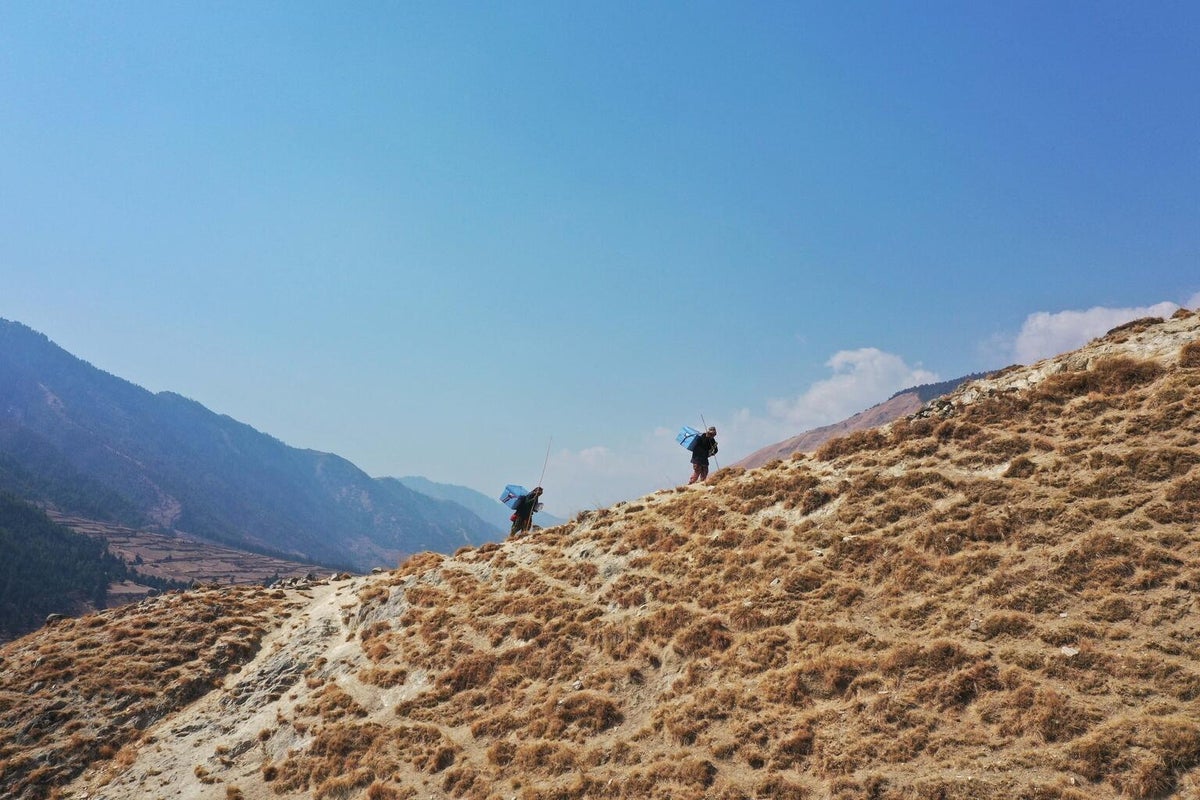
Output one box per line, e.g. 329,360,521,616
0,319,503,572
735,373,992,469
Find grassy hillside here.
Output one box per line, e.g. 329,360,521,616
4,311,1200,800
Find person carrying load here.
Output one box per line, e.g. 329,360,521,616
688,427,718,484
509,486,544,536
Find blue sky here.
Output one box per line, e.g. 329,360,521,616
2,3,1197,515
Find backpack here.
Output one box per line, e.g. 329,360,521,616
676,426,701,451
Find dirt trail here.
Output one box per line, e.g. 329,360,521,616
65,576,372,800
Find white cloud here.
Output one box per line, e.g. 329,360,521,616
1013,301,1180,364
1188,292,1200,310
763,349,937,430
722,348,936,460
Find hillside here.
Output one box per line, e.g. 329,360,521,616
5,310,1200,799
0,319,498,572
50,514,327,590
735,373,987,470
735,392,926,470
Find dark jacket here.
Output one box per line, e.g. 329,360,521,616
691,433,718,464
514,492,540,520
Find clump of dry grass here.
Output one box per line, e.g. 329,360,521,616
365,781,416,799
1105,316,1164,339
814,429,889,461
672,616,734,657
296,684,367,721
1180,340,1200,368
1067,715,1200,798
437,651,497,694
270,722,387,794
705,466,744,485
547,690,624,736
1034,356,1165,402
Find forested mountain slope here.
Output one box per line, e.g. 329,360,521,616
0,493,178,641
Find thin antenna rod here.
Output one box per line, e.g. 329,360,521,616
700,414,718,470
538,436,553,486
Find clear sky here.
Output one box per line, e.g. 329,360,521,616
2,2,1198,516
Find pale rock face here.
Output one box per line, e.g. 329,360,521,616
948,312,1199,409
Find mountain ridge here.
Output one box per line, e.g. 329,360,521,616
0,318,498,572
736,372,991,470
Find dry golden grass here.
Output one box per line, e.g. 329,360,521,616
814,428,889,461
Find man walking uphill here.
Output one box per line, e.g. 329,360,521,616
689,427,718,484
510,486,544,536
